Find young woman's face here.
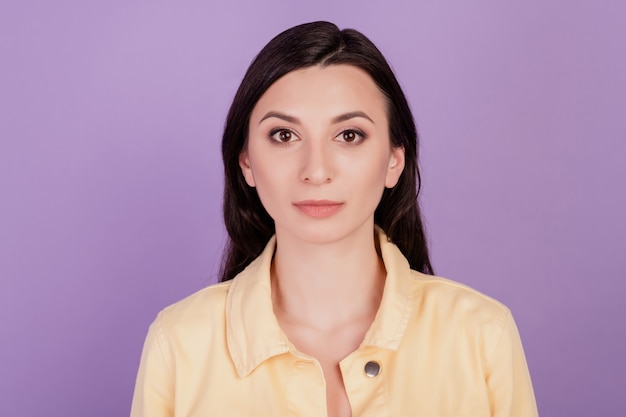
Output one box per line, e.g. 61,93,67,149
240,64,405,244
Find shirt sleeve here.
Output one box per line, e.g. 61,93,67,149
130,313,175,417
485,310,539,417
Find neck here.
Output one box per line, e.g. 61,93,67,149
271,225,386,331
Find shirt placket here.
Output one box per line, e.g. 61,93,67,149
340,348,391,417
285,353,328,417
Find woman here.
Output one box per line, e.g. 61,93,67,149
131,21,538,417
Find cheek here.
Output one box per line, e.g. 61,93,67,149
246,154,289,202
348,156,391,194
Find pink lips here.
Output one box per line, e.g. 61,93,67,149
293,200,344,218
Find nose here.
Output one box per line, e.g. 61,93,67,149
299,139,333,185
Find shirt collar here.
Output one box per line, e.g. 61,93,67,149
225,227,416,377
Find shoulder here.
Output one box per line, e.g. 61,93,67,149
409,271,508,310
406,271,511,334
379,227,509,329
155,281,233,334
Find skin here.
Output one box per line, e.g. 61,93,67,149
240,64,405,417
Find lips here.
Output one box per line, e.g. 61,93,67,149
293,200,344,218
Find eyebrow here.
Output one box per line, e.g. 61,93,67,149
258,111,375,125
332,111,375,124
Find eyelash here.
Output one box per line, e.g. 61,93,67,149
268,128,367,145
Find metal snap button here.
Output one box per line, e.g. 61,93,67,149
364,360,381,377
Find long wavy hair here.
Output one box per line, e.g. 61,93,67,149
220,21,433,281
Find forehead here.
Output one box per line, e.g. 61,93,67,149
250,65,388,120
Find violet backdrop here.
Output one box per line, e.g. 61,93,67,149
1,0,624,416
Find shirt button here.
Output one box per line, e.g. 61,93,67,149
364,361,381,377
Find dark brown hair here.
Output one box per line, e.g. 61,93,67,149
220,21,433,281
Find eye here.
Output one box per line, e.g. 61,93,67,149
269,128,297,143
336,129,366,144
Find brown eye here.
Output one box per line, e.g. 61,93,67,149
337,129,365,144
278,130,292,142
343,131,356,142
270,129,296,143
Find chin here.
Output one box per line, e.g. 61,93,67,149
278,219,373,246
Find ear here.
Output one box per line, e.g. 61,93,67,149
385,145,405,188
239,150,256,187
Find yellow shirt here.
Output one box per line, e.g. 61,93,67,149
131,229,538,416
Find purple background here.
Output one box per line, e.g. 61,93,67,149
1,1,624,416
